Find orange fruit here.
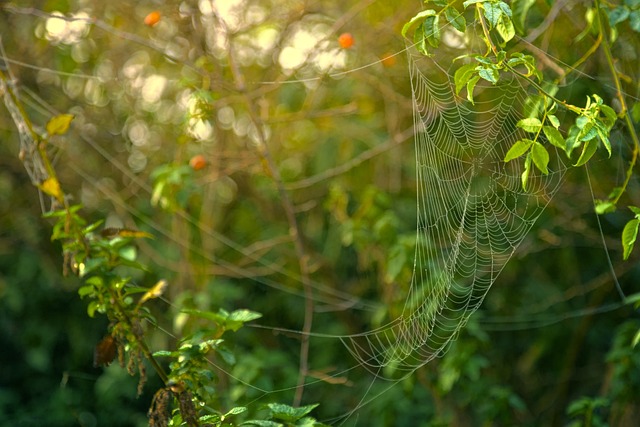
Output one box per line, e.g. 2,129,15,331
189,154,207,171
144,11,161,27
338,32,354,49
381,53,396,67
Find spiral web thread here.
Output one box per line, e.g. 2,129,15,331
341,50,568,375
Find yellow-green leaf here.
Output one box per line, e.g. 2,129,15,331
46,114,75,136
574,137,599,166
139,280,168,305
531,142,549,174
39,177,64,202
543,126,565,150
622,218,640,260
504,139,534,162
517,117,542,133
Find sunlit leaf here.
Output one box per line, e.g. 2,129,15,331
466,75,481,104
521,154,532,191
139,280,168,305
622,218,640,260
504,139,533,162
402,9,437,37
454,63,479,95
594,201,616,214
496,14,515,43
543,126,565,150
531,142,549,174
517,117,542,133
46,113,75,136
39,177,64,202
574,137,599,166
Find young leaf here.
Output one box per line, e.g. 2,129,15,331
547,114,560,129
496,13,515,43
139,280,168,305
504,139,534,162
445,7,467,32
543,126,565,150
521,153,532,191
595,125,612,157
531,142,549,174
629,206,640,216
39,177,64,202
466,75,481,104
454,63,479,95
46,114,75,136
517,118,542,133
622,218,640,260
402,9,437,37
574,137,599,166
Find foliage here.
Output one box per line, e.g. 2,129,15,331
1,0,640,426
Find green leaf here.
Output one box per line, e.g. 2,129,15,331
595,125,612,157
152,350,174,357
423,15,441,48
483,1,501,27
632,329,640,348
402,9,437,37
574,137,599,166
454,63,479,95
445,7,467,32
225,407,248,416
622,218,640,260
521,153,531,191
517,117,542,133
594,201,616,214
78,284,95,298
504,138,534,162
630,10,640,32
531,142,549,174
629,205,640,216
466,75,480,104
496,13,515,43
268,403,319,423
478,66,499,84
547,114,560,128
543,126,565,150
463,0,486,8
600,104,618,127
511,0,536,34
241,420,283,427
46,113,75,136
632,102,640,123
609,6,630,26
229,309,263,323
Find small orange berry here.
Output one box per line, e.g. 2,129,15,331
189,154,207,171
338,32,354,49
381,53,396,67
144,11,161,27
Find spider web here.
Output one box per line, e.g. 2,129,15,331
341,48,569,375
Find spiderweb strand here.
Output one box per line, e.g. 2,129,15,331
341,48,569,375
